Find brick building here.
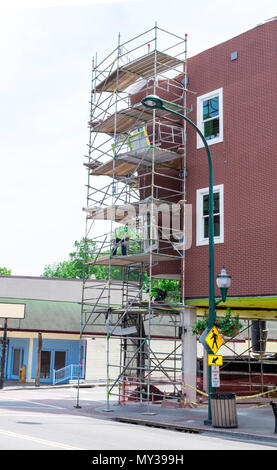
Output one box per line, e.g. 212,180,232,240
137,18,277,319
184,17,277,309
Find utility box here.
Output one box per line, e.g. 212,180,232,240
210,392,238,428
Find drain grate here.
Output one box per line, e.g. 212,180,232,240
16,422,41,425
113,417,203,434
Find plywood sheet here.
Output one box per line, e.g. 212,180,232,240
94,51,185,93
90,104,180,135
89,147,182,177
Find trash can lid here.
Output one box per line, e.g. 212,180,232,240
210,392,236,399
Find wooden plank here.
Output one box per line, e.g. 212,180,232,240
88,253,180,266
90,104,180,135
90,147,182,177
94,51,185,93
91,159,137,177
91,113,139,135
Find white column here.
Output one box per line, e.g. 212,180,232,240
182,307,197,403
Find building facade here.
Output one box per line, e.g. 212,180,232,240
137,18,277,319
184,18,277,312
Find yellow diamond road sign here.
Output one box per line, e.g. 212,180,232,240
205,326,225,354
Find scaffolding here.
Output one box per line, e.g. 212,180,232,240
80,25,189,409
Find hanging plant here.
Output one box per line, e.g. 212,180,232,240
192,314,209,336
192,308,243,338
216,308,243,338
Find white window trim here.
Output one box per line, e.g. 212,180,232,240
196,184,224,246
196,88,223,149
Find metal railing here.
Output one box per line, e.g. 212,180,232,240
53,364,84,385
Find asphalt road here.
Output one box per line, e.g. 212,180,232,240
0,386,273,452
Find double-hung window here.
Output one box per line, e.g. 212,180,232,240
196,184,224,246
197,88,223,148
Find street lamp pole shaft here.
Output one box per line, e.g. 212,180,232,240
157,105,216,422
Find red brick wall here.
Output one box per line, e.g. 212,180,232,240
184,20,277,299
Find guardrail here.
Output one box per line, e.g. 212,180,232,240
53,364,84,385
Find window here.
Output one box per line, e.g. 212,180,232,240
54,351,66,371
196,184,224,246
197,88,223,148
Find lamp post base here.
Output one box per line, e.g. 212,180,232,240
204,418,212,425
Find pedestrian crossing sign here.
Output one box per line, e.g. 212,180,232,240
205,326,225,354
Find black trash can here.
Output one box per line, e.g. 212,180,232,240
210,392,238,428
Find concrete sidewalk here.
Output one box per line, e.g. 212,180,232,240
98,400,277,446
88,387,277,447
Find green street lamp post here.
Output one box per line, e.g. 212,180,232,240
141,94,229,424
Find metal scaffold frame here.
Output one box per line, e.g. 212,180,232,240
79,24,190,410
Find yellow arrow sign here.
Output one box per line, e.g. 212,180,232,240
208,354,223,366
205,326,225,354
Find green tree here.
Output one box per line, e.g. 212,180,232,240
43,239,129,281
42,239,181,301
144,277,181,302
43,239,98,279
0,267,11,275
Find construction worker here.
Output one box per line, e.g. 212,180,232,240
153,288,168,302
112,226,130,256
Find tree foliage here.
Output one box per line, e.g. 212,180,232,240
43,239,130,281
0,267,11,275
42,239,181,301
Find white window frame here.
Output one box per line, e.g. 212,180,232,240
196,184,224,246
196,88,223,149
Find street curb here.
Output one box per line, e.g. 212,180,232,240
113,416,277,446
0,382,107,391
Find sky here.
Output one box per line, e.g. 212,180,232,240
0,0,276,276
